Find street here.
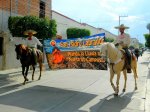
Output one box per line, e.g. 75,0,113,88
0,51,150,112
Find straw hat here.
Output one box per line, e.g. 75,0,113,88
24,30,37,35
115,24,129,29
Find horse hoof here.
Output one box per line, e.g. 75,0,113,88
25,78,29,81
114,93,118,96
32,78,34,80
135,87,138,90
122,89,126,92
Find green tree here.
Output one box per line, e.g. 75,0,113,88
67,28,90,39
105,37,114,42
8,16,57,39
144,34,150,48
146,23,150,34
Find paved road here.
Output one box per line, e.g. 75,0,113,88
0,51,149,112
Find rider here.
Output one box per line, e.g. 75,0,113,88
114,24,132,73
24,30,43,65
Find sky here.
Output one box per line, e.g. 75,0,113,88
52,0,150,44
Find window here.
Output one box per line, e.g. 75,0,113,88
39,1,45,18
0,37,3,55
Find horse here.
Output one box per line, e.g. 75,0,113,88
100,43,138,96
15,44,43,85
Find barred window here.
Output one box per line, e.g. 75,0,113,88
0,37,3,55
39,1,45,18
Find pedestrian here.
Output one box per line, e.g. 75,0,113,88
114,24,132,73
24,30,43,65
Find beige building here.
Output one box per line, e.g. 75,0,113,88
0,0,52,70
130,38,139,48
52,10,117,39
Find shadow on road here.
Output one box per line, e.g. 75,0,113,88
90,92,135,112
0,85,97,112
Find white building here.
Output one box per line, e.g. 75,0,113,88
52,10,117,39
130,38,139,48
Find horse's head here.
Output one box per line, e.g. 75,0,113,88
99,43,108,56
15,44,27,60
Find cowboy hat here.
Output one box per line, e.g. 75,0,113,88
24,30,37,35
115,24,129,29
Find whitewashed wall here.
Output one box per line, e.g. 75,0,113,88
52,10,117,39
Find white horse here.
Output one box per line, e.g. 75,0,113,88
100,43,138,96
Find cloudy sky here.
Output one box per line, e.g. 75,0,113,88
52,0,150,44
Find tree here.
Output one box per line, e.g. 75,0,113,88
8,16,57,39
105,37,114,42
144,34,150,48
67,28,90,39
146,23,150,34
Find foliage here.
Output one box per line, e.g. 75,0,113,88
139,42,144,49
8,16,57,39
67,28,90,39
105,37,114,42
144,34,150,48
146,23,150,34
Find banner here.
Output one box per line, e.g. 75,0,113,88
44,33,107,70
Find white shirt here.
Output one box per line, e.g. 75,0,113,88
115,33,131,47
26,36,42,48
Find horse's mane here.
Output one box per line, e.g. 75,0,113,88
106,43,122,61
20,44,27,50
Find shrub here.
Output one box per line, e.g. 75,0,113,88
67,28,90,39
8,16,57,39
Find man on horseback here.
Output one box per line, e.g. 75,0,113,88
114,24,132,73
24,30,43,66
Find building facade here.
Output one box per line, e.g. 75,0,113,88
0,0,52,70
52,10,117,39
130,38,139,48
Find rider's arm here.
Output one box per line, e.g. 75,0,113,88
33,36,43,46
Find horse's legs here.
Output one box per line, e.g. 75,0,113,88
115,73,121,96
22,66,26,85
38,62,42,80
122,70,127,92
132,67,138,90
32,65,35,80
110,72,116,92
25,66,29,81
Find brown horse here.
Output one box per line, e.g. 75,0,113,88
100,43,138,96
15,44,43,85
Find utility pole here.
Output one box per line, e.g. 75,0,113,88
118,15,128,35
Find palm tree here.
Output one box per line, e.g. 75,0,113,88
146,23,150,34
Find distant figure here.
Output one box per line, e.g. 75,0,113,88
114,24,132,73
134,48,139,61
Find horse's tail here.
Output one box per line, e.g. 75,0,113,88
36,49,45,71
131,53,138,78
